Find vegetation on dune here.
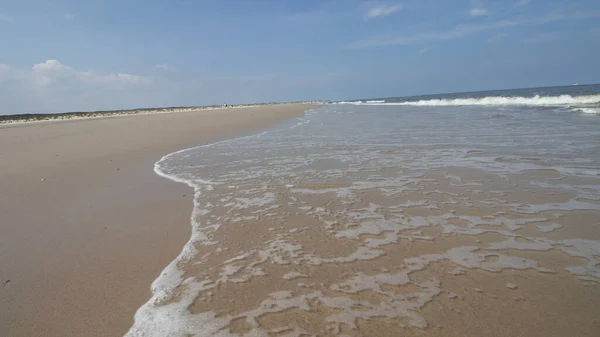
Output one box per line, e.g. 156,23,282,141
0,106,213,122
0,102,302,124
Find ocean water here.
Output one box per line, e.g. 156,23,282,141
127,85,600,336
342,84,600,114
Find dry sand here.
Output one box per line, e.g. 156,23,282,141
0,104,318,337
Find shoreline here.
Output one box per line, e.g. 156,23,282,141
126,102,600,337
0,103,319,337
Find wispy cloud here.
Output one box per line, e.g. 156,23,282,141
365,4,402,20
155,63,170,71
295,71,345,86
469,0,488,17
350,20,516,48
78,71,151,85
214,74,278,82
488,32,509,43
349,10,600,48
523,32,561,43
0,13,14,23
516,0,532,7
417,47,429,55
470,8,488,17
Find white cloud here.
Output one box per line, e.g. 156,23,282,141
349,10,600,48
33,59,72,72
30,60,74,86
0,61,342,114
469,0,488,16
0,13,14,23
365,4,402,20
28,60,150,85
0,60,154,113
155,63,170,71
417,47,429,55
516,0,531,7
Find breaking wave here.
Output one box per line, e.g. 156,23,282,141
574,107,600,114
335,94,600,107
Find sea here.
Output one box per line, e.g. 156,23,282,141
126,84,600,337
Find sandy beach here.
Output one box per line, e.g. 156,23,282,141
2,101,599,337
0,104,317,337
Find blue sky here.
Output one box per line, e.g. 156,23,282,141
1,0,599,114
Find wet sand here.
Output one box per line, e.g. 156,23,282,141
130,167,600,337
0,104,318,337
123,103,600,337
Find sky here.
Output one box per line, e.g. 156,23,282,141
1,0,599,114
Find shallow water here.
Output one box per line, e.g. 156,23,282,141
127,89,600,336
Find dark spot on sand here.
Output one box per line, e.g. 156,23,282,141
2,280,10,285
183,194,187,197
117,168,120,171
104,226,108,230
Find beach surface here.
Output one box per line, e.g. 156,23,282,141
123,96,599,337
0,104,317,337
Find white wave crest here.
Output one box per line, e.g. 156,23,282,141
574,107,600,114
334,100,362,105
337,94,600,107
